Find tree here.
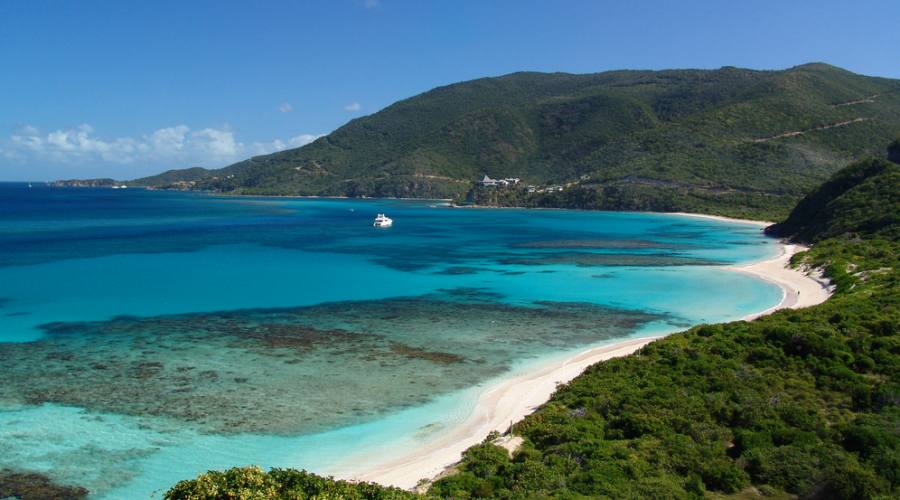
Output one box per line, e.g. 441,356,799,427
888,139,900,164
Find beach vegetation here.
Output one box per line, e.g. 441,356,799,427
165,466,416,500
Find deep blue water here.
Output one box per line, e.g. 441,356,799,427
0,183,781,497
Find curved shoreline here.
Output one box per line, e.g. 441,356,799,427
666,211,774,227
334,235,834,490
726,243,834,321
341,336,664,489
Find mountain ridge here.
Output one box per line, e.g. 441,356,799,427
101,63,900,219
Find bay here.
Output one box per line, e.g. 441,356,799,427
0,183,781,497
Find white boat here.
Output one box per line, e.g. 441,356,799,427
373,213,393,228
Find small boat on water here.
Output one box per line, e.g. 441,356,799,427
373,213,393,228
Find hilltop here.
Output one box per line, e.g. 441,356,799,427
128,63,900,219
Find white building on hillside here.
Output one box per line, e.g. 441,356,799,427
480,175,521,187
480,175,499,186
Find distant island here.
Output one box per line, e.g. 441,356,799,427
50,178,121,188
58,63,900,221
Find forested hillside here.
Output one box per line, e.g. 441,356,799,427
134,63,900,219
766,155,899,241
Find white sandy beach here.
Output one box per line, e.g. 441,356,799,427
728,243,834,320
347,336,663,489
339,226,833,491
668,213,833,316
668,211,774,227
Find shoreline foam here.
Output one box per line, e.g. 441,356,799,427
335,218,833,490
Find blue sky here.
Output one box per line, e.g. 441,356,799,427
1,0,898,181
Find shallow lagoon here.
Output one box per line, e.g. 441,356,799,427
0,184,781,497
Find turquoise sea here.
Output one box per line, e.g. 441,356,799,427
0,183,782,498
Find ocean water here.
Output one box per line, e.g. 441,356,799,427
0,183,782,498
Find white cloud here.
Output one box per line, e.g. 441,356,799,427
13,124,142,162
192,127,242,158
11,133,44,152
20,125,40,136
344,101,361,112
250,139,287,156
3,123,325,168
363,0,379,8
148,125,190,155
288,133,324,147
278,102,293,113
249,133,324,156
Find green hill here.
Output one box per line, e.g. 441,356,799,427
140,63,900,219
129,167,213,188
766,155,899,242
